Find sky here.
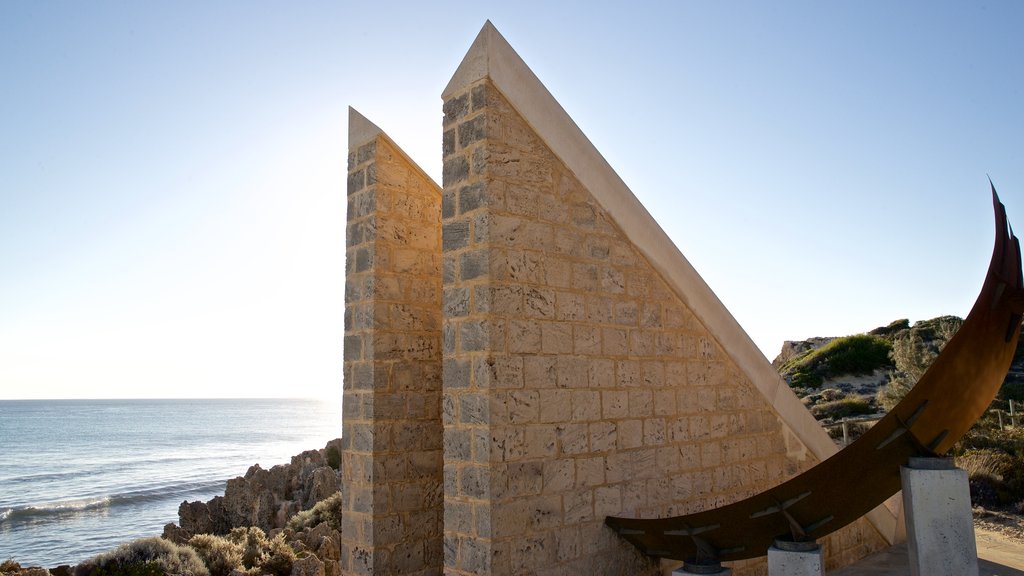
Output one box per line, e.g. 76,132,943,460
1,2,1022,400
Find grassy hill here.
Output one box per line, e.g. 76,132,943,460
775,316,1024,511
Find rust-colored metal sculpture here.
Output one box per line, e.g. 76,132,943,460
606,187,1024,565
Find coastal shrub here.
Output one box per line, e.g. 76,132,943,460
287,491,343,532
225,528,269,569
74,537,208,576
221,527,295,575
809,397,874,422
781,334,893,389
186,535,243,576
997,378,1024,406
259,535,296,576
1,560,22,573
878,316,962,410
954,425,1024,506
956,449,1015,506
325,445,341,471
957,424,1024,455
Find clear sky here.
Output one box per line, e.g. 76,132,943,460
2,2,1022,400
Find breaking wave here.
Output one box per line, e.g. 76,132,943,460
0,479,224,527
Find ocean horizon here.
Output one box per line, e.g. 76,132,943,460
0,398,342,567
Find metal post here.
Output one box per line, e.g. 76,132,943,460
842,419,850,446
998,409,1005,430
1011,400,1017,428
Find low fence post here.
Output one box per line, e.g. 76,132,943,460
1011,400,1018,428
841,419,850,447
998,409,1005,430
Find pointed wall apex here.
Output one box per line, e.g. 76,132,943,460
442,21,521,100
348,106,383,148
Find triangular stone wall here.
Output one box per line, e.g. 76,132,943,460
342,109,444,575
341,23,896,576
438,23,892,575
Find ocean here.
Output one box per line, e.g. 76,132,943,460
0,398,342,568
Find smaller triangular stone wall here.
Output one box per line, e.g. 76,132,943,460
342,108,444,576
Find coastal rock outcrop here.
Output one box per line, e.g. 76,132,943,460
771,336,834,369
173,439,342,536
0,561,51,576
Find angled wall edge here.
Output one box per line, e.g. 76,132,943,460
343,108,444,575
444,21,897,543
349,107,440,196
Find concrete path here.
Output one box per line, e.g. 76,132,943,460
831,529,1024,576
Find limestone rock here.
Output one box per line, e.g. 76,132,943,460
0,566,50,576
289,556,324,576
178,499,220,535
161,522,192,545
772,337,834,369
178,438,342,534
306,468,339,507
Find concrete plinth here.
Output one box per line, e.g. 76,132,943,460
673,561,733,575
768,539,823,576
901,456,978,576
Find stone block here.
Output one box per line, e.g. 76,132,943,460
442,154,468,183
571,389,601,421
767,541,823,576
575,456,604,487
507,390,539,424
590,421,617,452
539,389,571,423
901,458,978,576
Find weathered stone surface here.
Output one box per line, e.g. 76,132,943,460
0,564,51,576
160,522,192,545
290,555,325,576
177,439,341,535
343,119,443,576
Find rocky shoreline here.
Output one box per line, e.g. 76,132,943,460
1,439,344,576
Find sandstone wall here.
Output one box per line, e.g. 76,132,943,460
439,79,887,575
342,115,444,575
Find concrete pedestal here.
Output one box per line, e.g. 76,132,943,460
767,539,823,576
672,561,732,575
901,456,978,576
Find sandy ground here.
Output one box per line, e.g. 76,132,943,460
976,510,1024,574
976,508,1024,546
832,516,1024,575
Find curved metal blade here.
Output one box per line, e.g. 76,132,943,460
606,188,1024,562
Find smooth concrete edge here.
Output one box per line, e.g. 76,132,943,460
348,108,441,195
443,21,897,542
441,21,494,100
348,106,384,149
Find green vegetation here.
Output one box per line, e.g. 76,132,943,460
325,444,342,470
185,536,242,576
73,538,208,576
954,422,1024,507
780,334,893,389
779,315,1024,511
225,527,270,570
74,525,311,576
877,315,962,410
809,397,874,421
258,535,296,576
287,491,343,533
